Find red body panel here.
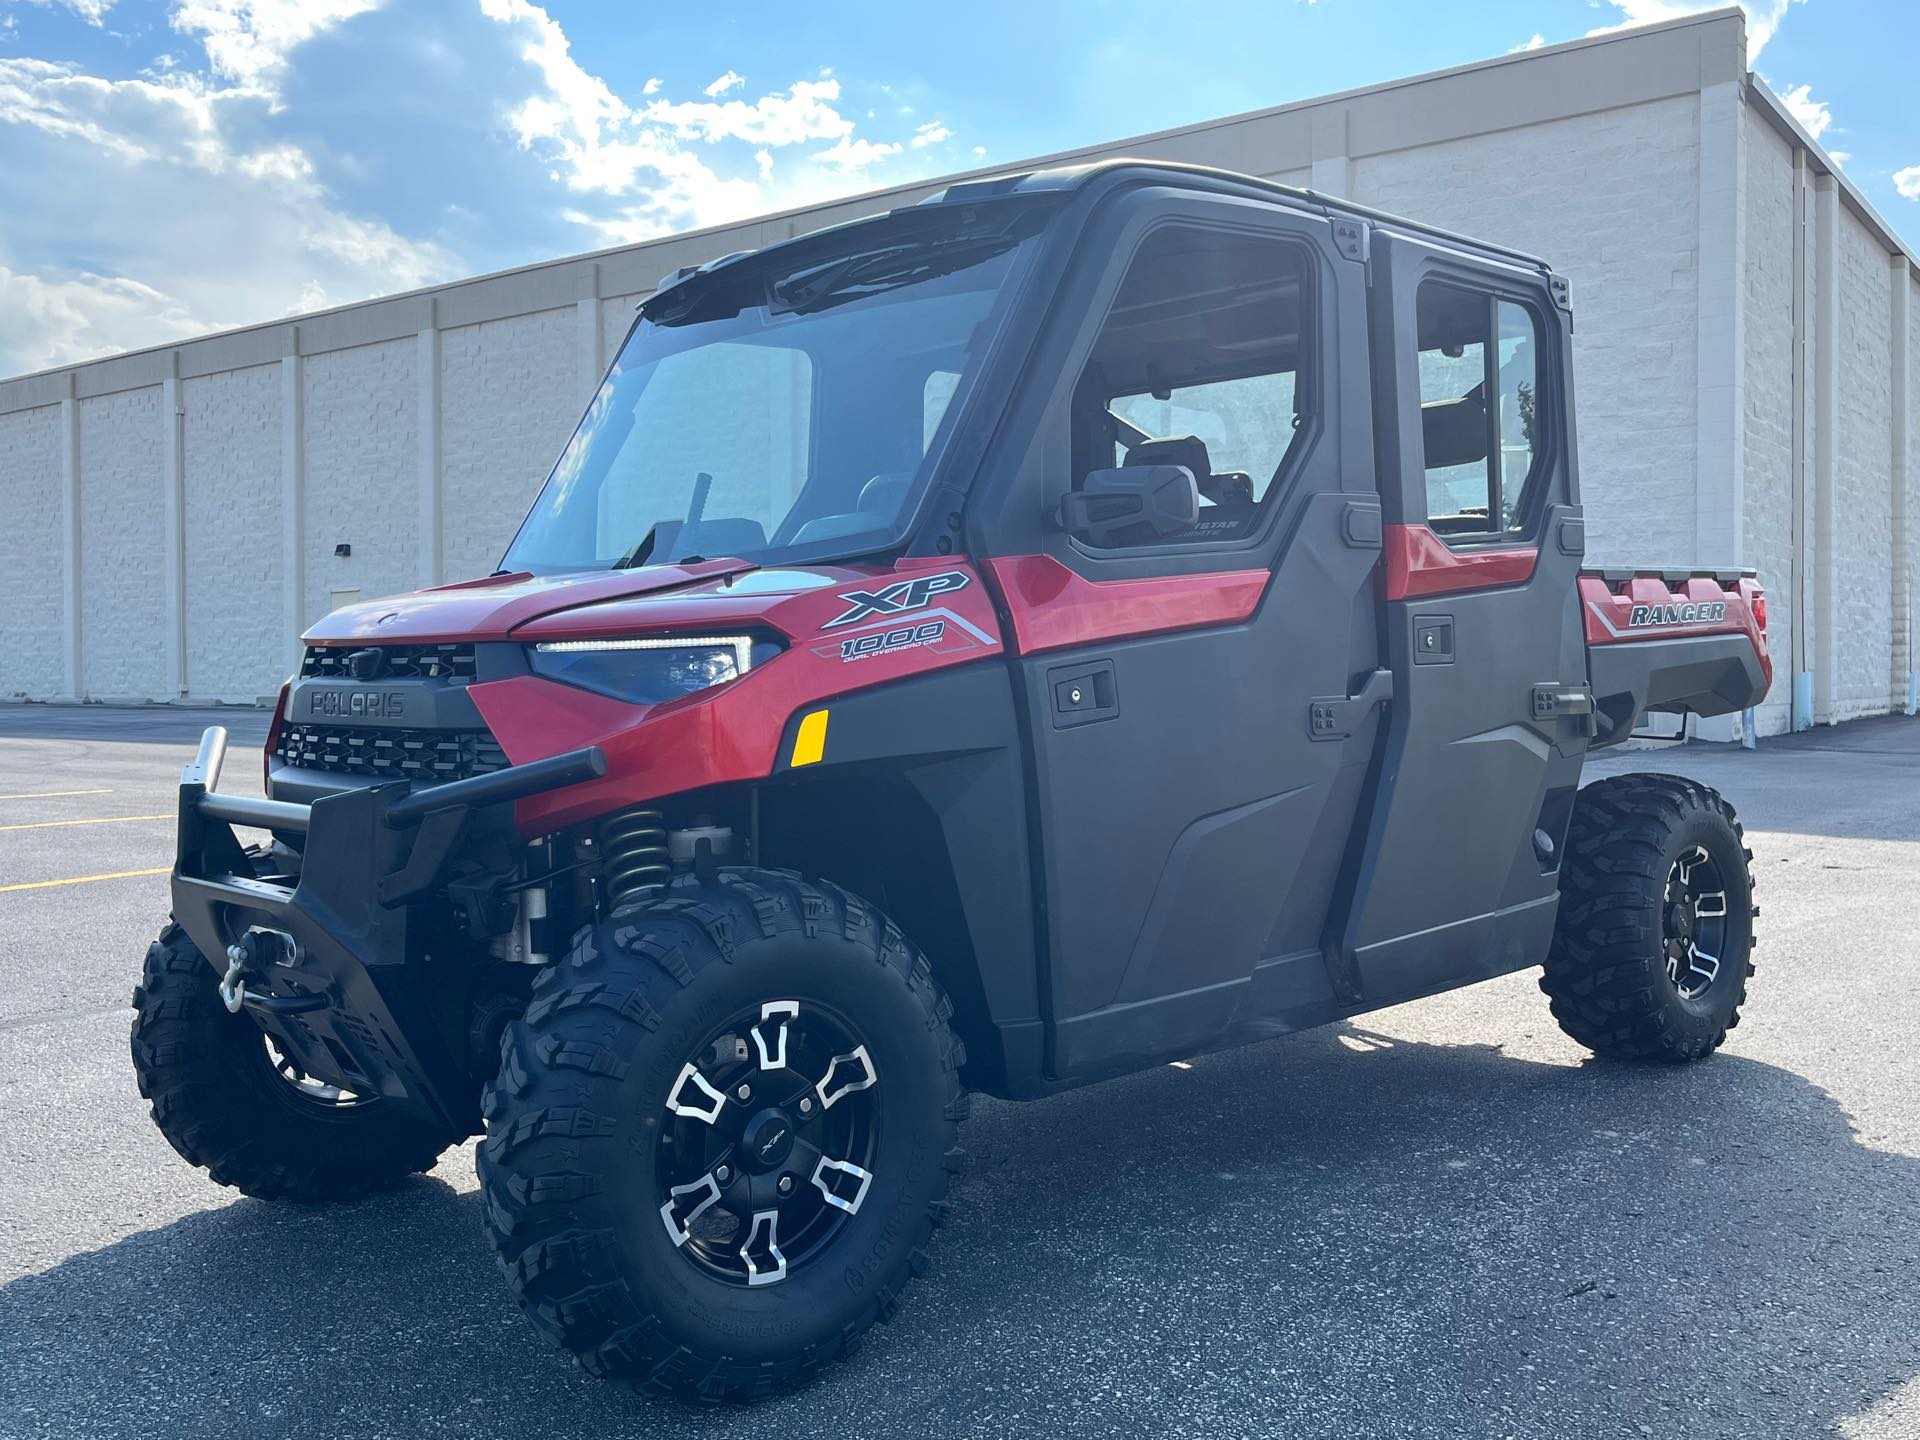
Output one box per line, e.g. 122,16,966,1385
308,560,1006,833
985,554,1269,655
302,560,756,644
1578,572,1771,686
1381,524,1537,601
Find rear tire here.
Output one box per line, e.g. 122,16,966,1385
478,868,967,1403
130,924,459,1200
1542,773,1757,1062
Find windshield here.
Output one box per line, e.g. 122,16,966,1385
501,205,1048,575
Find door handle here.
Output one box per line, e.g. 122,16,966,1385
1307,669,1394,741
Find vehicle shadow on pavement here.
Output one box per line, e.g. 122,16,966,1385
3,1027,1917,1439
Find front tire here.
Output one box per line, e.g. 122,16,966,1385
130,924,460,1200
1542,774,1757,1062
478,869,967,1403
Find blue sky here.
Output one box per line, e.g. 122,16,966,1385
0,0,1913,377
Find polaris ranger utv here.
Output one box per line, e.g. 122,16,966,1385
136,160,1771,1402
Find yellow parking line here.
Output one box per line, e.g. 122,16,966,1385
0,866,171,894
0,788,113,802
0,814,171,833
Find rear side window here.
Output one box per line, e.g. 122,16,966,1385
1068,224,1314,547
1414,281,1544,540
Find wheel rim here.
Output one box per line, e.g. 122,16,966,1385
1663,844,1730,1002
262,1033,368,1108
655,999,878,1287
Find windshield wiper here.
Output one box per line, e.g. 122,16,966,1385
611,472,716,570
613,524,661,571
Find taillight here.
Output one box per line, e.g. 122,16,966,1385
1752,591,1768,635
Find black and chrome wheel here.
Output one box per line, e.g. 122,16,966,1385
131,924,458,1200
1542,773,1757,1062
1662,844,1730,1003
658,998,880,1288
479,870,966,1403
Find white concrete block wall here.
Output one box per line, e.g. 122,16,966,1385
440,307,582,583
77,387,168,701
1353,96,1703,568
1901,270,1919,710
1832,212,1894,723
0,405,67,699
1740,113,1797,736
602,295,644,366
301,340,419,628
0,17,1912,720
182,364,284,701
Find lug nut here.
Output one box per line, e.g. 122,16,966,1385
777,1175,793,1195
798,1097,813,1115
715,1165,731,1183
736,1084,752,1102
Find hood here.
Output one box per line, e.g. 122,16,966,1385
303,559,763,645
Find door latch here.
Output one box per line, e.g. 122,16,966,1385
1530,684,1594,720
1308,669,1394,741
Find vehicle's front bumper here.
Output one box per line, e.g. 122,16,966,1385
169,727,604,1133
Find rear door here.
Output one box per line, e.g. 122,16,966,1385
1333,233,1590,1002
972,185,1387,1079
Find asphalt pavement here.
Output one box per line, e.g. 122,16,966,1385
1,704,1917,1439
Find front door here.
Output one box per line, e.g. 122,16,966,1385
976,187,1386,1080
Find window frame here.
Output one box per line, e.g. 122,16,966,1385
1409,272,1558,550
1061,213,1324,561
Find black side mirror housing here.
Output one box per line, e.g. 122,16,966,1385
1059,465,1200,547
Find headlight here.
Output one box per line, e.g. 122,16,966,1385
528,634,780,704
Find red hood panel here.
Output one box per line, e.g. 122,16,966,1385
302,559,757,644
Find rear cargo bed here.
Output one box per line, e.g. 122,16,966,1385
1577,568,1771,744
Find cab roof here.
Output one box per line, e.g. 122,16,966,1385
652,157,1553,304
914,158,1553,275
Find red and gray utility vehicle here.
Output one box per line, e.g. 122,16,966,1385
136,161,1771,1402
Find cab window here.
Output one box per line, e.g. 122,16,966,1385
1415,280,1545,539
1068,224,1314,547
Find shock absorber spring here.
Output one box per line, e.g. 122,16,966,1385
600,807,671,909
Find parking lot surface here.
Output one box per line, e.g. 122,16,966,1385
1,705,1917,1439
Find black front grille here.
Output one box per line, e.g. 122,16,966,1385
273,723,508,783
301,643,477,682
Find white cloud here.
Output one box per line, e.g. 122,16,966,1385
971,145,986,157
481,3,930,231
1588,0,1805,62
481,0,871,224
1826,150,1849,166
1776,82,1831,140
0,0,955,372
1512,33,1548,52
0,264,202,373
17,0,116,25
0,24,449,374
480,0,626,156
171,0,381,89
1895,166,1920,201
813,135,901,174
639,79,853,148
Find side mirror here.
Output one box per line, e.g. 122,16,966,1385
1059,465,1200,547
